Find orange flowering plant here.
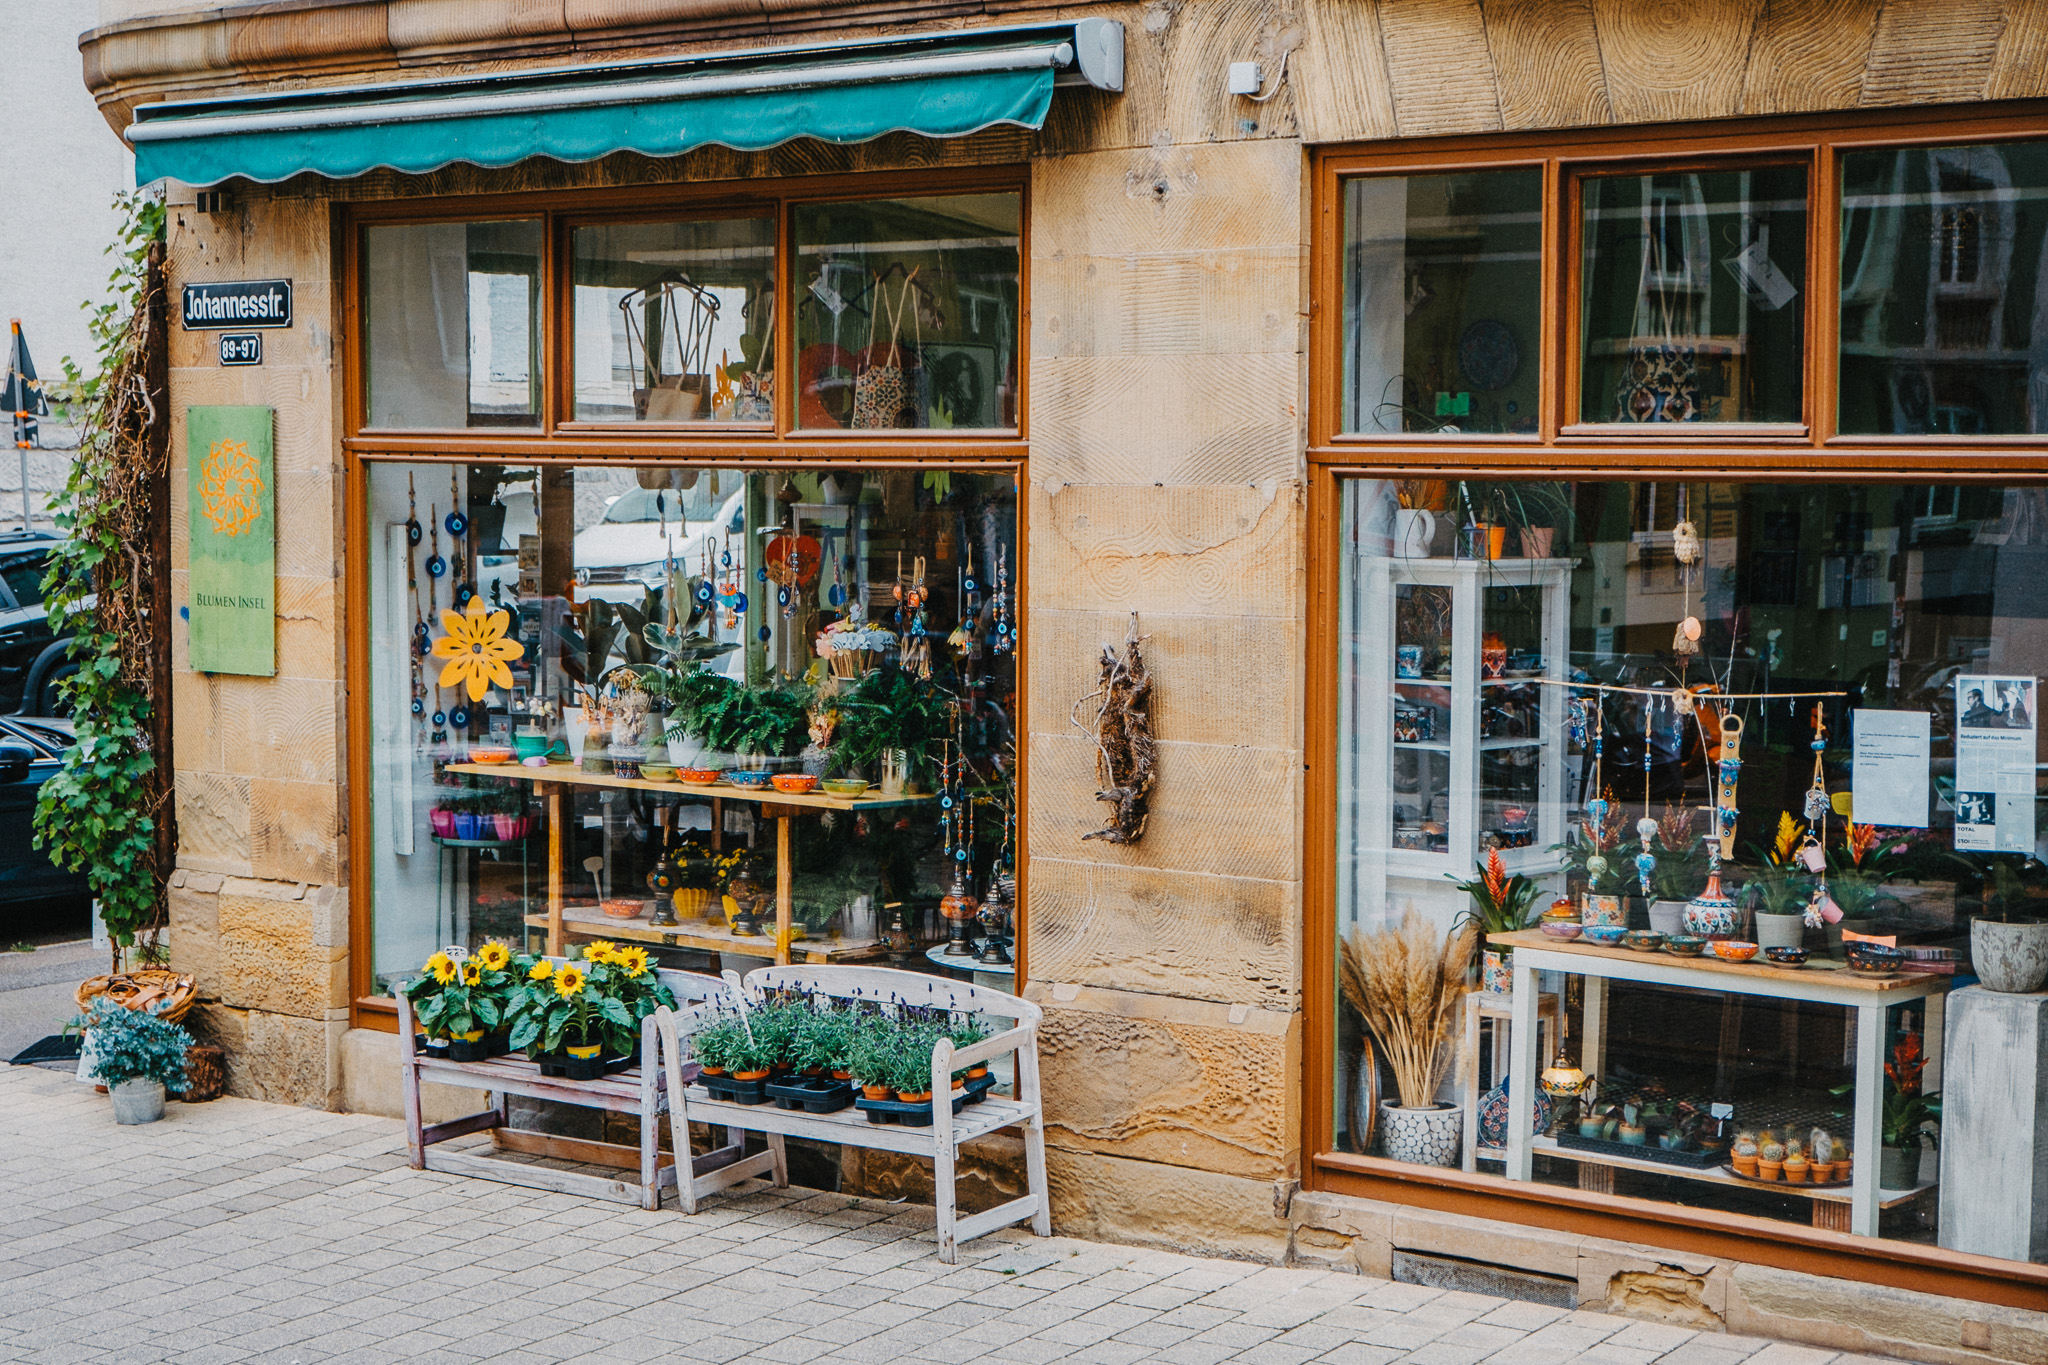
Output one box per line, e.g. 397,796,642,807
1449,847,1542,942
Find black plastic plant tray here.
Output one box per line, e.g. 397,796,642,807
962,1072,998,1104
1557,1131,1724,1169
536,1052,635,1080
855,1092,970,1126
767,1077,855,1113
694,1073,771,1104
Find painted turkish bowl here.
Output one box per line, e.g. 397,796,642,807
821,778,870,798
1581,925,1628,947
1539,920,1583,941
1663,934,1708,957
1845,942,1907,976
640,765,678,783
770,773,820,795
468,746,514,765
679,767,723,785
1709,940,1760,963
1622,929,1665,952
724,769,776,790
1764,946,1809,968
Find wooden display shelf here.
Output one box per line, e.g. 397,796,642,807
444,762,935,811
523,910,885,964
445,761,933,966
1487,929,1940,994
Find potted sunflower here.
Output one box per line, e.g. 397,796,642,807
404,942,516,1062
508,941,676,1080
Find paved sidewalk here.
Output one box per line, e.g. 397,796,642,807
0,1066,1908,1365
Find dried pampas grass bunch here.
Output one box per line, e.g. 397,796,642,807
1339,912,1475,1109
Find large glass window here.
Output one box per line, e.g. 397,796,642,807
1340,170,1543,435
1579,168,1808,424
364,220,542,429
792,194,1021,431
1335,477,2046,1263
570,217,777,424
365,460,1019,995
1840,140,2048,435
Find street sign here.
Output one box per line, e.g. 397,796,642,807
181,280,292,330
218,333,263,366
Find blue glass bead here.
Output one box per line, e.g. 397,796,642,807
445,510,467,537
432,710,446,726
426,555,446,578
733,592,748,612
757,626,771,642
449,706,469,728
407,519,422,545
411,697,424,716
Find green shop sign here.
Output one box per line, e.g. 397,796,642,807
186,405,275,676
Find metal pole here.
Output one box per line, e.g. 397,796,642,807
17,425,28,532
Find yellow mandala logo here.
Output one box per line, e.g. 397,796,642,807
198,438,264,537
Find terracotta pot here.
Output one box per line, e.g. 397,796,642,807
733,1068,771,1081
1784,1159,1809,1184
1732,1154,1758,1178
897,1089,933,1103
699,1066,726,1076
1757,1158,1783,1181
1518,526,1555,558
862,1083,890,1100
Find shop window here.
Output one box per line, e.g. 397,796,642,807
364,461,1018,999
569,217,777,424
1334,476,2048,1261
1339,169,1543,435
363,220,542,429
1839,140,2048,435
1578,168,1807,425
792,194,1021,431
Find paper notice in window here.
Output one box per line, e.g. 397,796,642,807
1852,709,1930,828
1954,675,2038,853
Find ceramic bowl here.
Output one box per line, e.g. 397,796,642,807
469,746,514,765
1539,921,1583,941
1846,941,1906,975
1711,940,1760,963
1663,934,1708,957
1623,929,1666,952
1765,946,1809,968
771,773,820,795
1582,925,1627,947
679,767,722,785
600,898,649,920
822,778,870,797
640,765,678,783
725,769,775,790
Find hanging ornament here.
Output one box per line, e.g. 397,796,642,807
1635,816,1659,896
454,582,476,608
426,514,446,578
430,596,527,702
1672,519,1702,565
406,473,422,546
449,704,471,730
1715,713,1743,860
445,470,467,538
1673,614,1702,658
1803,705,1832,820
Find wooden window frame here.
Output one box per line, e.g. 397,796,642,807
341,166,1031,1031
1305,105,2048,1306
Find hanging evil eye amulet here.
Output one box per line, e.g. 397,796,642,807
758,625,772,642
454,583,475,607
695,581,715,605
449,705,470,729
411,697,424,716
432,709,446,727
407,519,422,546
1635,815,1659,894
445,509,467,538
426,554,446,578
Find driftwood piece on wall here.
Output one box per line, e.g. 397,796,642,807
1074,614,1156,846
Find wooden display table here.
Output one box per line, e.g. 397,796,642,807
447,762,931,965
1490,929,1953,1239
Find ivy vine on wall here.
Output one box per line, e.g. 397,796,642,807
34,190,172,956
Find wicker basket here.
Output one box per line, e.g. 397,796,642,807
76,970,197,1024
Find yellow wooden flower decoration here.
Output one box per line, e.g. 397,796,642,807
431,597,524,701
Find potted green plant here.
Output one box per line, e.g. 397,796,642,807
1838,1034,1939,1190
508,941,676,1079
1744,813,1813,951
72,996,192,1125
1338,911,1475,1167
1449,848,1539,993
405,943,516,1061
1949,853,2048,992
830,667,953,794
847,1014,907,1101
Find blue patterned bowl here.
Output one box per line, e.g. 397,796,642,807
724,769,775,790
1582,925,1627,947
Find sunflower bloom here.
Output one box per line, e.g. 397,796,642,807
431,597,525,702
583,940,618,966
614,946,650,977
461,961,481,987
553,965,587,998
477,942,511,973
425,952,456,985
528,959,554,981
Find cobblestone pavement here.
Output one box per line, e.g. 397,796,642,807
0,1066,1910,1365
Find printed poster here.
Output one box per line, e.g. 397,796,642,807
1852,709,1930,828
1954,675,2037,853
186,405,275,675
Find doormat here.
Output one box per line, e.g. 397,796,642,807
7,1034,81,1066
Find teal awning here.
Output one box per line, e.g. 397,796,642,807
128,20,1122,187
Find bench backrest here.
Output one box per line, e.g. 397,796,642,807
741,964,1041,1026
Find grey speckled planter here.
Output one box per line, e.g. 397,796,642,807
1380,1101,1461,1167
1973,916,2048,994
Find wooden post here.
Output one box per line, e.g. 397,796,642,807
775,813,793,966
543,781,564,955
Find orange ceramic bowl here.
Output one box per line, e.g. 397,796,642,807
771,773,820,794
679,767,722,785
469,746,514,765
1710,940,1759,963
600,898,648,919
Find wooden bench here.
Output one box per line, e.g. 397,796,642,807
656,963,1050,1262
398,965,738,1210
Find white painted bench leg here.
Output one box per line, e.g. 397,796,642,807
767,1132,789,1189
1018,1032,1052,1236
399,994,425,1171
639,1019,661,1211
935,1133,959,1265
656,1007,702,1214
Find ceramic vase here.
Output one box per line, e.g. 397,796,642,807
1481,949,1512,996
1393,507,1435,559
1581,894,1625,928
1685,866,1741,940
1477,1076,1552,1149
1519,526,1555,558
1971,916,2048,993
1379,1101,1461,1167
1648,900,1689,935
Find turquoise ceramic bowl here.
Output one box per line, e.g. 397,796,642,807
1582,925,1627,947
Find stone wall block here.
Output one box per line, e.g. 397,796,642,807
274,574,342,683
173,768,253,877
1047,1147,1292,1261
841,1134,1026,1215
1036,1002,1294,1179
189,1003,336,1107
1033,248,1303,360
171,663,220,774
1030,353,1300,488
1032,139,1304,262
214,675,341,784
1028,482,1302,624
248,777,342,886
218,885,347,1018
308,884,348,950
1028,856,1298,1009
1728,1262,2048,1365
166,882,222,1000
1027,732,1300,884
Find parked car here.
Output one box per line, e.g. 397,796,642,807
0,531,77,716
0,714,92,918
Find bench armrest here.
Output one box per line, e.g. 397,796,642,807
937,1023,1035,1076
